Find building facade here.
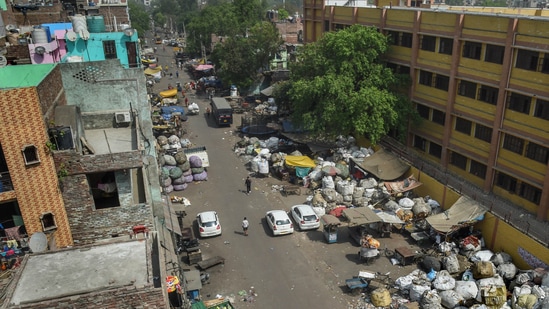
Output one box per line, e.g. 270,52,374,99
303,2,549,222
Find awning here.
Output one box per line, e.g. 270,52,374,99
343,207,382,226
195,64,214,71
384,175,422,194
284,155,316,168
374,211,404,224
144,66,162,75
260,85,275,96
426,196,486,234
320,214,341,227
352,149,410,181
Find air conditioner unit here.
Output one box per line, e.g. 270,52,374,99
115,112,131,124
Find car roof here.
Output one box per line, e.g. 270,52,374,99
198,211,217,222
267,210,289,219
292,204,316,214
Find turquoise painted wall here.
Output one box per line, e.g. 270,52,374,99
63,32,140,68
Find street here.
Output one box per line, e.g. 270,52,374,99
148,36,422,308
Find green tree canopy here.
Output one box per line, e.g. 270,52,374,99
210,21,283,92
128,0,150,38
285,25,414,144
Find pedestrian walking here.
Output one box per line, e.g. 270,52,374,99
245,176,251,195
242,217,249,236
169,73,173,80
184,97,188,107
205,107,211,117
176,71,179,79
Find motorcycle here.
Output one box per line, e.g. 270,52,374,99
176,238,200,254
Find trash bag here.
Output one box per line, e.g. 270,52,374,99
172,176,186,185
178,161,191,172
169,167,183,179
410,284,431,302
189,155,203,168
174,151,188,164
433,270,456,291
322,176,335,189
164,154,177,166
191,167,204,174
173,183,188,191
193,171,208,181
439,290,464,309
421,256,442,272
454,280,478,300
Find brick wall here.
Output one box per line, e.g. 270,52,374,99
99,6,130,26
37,65,67,121
1,4,69,26
0,86,73,248
53,151,154,245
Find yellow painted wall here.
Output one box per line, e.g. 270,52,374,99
385,10,415,29
417,50,452,68
462,15,509,40
516,19,549,44
333,7,355,22
414,84,450,104
414,121,444,140
492,186,539,214
411,166,461,208
503,110,549,138
356,7,382,26
476,213,549,270
458,58,503,83
419,11,456,34
497,148,545,185
449,131,491,158
510,67,549,93
453,97,497,122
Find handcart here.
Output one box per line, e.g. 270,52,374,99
345,277,369,295
320,214,341,244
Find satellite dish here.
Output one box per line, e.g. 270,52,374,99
81,29,90,40
0,56,7,67
29,232,48,253
66,31,77,42
35,46,46,55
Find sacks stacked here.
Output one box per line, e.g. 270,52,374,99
159,151,198,191
189,155,207,181
157,135,182,151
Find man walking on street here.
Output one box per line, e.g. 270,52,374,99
242,217,249,236
245,177,251,195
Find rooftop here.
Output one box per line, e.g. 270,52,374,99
0,64,57,89
9,239,148,306
85,127,137,154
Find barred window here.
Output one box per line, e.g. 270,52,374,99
387,31,399,45
455,117,472,135
439,38,453,55
470,160,487,179
507,92,531,114
103,40,117,59
485,44,504,64
416,104,430,119
496,172,517,192
432,109,445,125
450,152,467,170
434,74,449,91
519,182,541,204
534,99,549,120
526,142,549,164
474,124,492,142
428,142,442,158
419,70,433,86
516,49,539,71
463,41,482,60
421,35,436,52
401,32,413,48
458,80,476,99
413,135,426,151
478,85,499,105
502,134,524,154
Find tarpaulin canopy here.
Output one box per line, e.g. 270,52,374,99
352,149,410,181
284,155,316,168
374,211,404,224
426,196,486,234
260,85,275,96
343,207,382,226
195,64,214,71
144,66,162,75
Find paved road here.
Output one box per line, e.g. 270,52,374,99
148,37,424,308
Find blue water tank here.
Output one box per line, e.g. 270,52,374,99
87,15,106,33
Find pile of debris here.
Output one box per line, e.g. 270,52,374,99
158,136,207,192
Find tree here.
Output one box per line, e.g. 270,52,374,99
128,0,150,38
284,25,416,144
210,21,283,93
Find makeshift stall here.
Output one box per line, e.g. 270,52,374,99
320,214,341,244
374,211,405,237
342,207,382,245
426,195,486,238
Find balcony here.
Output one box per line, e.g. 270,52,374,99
0,171,13,193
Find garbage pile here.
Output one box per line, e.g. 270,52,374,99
158,136,207,193
357,250,549,309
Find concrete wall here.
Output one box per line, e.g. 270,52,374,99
52,150,153,244
63,32,139,68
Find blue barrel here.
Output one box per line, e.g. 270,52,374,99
87,15,106,33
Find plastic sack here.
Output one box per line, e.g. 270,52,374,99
421,290,442,308
410,284,431,302
497,263,517,280
173,183,188,191
490,252,513,266
442,254,460,274
189,155,203,168
174,151,188,164
163,177,172,187
359,178,377,189
163,184,174,193
184,175,194,183
172,176,186,185
321,188,337,203
157,135,168,146
454,280,479,300
168,135,180,145
178,161,191,172
193,171,208,181
473,261,495,279
371,288,392,307
322,176,335,189
191,167,205,174
440,290,464,309
169,167,183,179
433,270,456,291
399,197,415,208
258,158,269,174
164,154,177,166
395,275,414,291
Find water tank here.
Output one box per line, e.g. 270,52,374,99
32,27,50,44
70,14,88,33
87,15,106,33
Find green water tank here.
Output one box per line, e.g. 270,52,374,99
87,15,106,33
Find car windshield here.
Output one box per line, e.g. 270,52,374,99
203,221,217,227
276,219,290,225
303,215,317,221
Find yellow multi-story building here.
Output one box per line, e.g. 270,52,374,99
303,1,549,264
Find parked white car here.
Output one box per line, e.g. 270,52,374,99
290,204,320,230
196,211,222,237
265,210,294,236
